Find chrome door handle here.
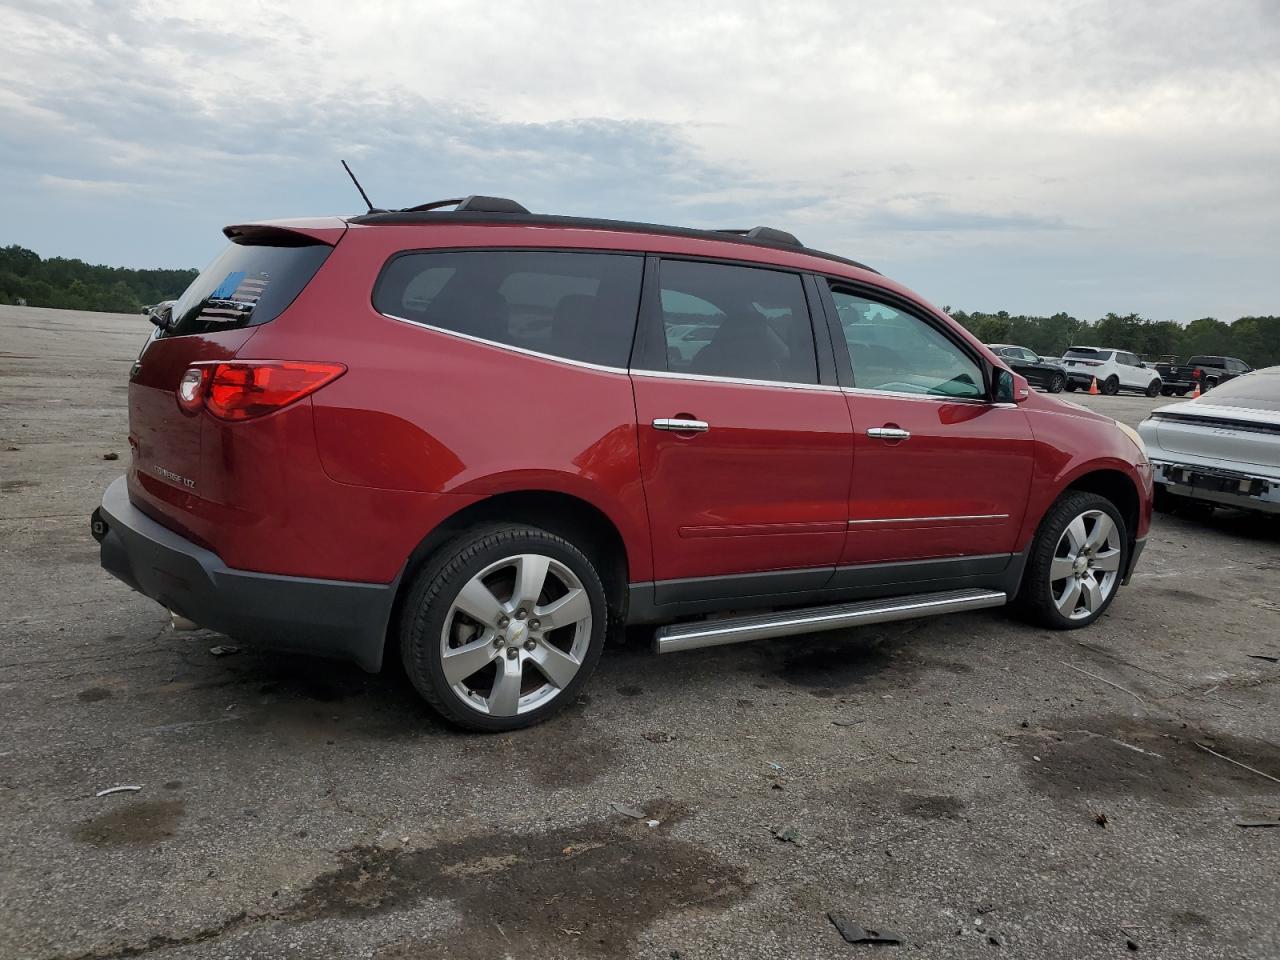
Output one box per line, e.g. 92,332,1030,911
867,427,911,440
653,417,709,433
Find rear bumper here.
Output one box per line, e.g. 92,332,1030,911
93,476,397,671
1151,460,1280,514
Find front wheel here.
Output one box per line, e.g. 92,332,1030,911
400,524,607,731
1048,373,1065,393
1145,379,1161,397
1102,375,1121,396
1016,491,1127,629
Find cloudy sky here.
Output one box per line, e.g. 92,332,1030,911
1,0,1277,321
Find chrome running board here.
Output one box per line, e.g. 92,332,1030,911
653,588,1007,654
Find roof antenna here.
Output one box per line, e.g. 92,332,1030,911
341,159,378,213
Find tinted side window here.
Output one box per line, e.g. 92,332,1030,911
652,260,817,384
830,287,985,399
168,241,331,337
374,250,643,368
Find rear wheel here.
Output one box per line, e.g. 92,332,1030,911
1064,382,1077,392
1160,387,1173,396
1145,379,1161,397
400,524,607,731
1102,375,1121,396
1048,372,1066,393
1016,491,1127,629
1175,389,1188,396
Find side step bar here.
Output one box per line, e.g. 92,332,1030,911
653,588,1007,654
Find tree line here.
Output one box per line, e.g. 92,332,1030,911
0,245,196,314
1,242,1275,368
946,309,1280,368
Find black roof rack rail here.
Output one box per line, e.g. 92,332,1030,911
345,209,878,274
716,226,803,247
401,195,530,214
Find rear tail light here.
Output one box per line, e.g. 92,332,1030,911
177,366,208,414
1192,369,1201,379
177,361,346,421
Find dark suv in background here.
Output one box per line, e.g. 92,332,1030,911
93,196,1152,730
986,344,1067,393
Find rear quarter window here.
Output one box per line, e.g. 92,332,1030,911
373,250,643,368
167,242,332,337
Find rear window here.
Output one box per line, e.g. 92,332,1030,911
373,250,643,368
167,241,331,337
1064,348,1106,359
1188,356,1226,367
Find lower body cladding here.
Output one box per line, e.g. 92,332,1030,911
93,476,397,672
1152,460,1280,514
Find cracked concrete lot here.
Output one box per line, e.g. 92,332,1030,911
1,304,1278,959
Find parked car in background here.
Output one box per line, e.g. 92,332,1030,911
1153,355,1252,397
1060,347,1163,396
92,196,1153,731
986,344,1067,392
1140,367,1279,515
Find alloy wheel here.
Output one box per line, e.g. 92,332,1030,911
1049,509,1122,621
440,553,592,717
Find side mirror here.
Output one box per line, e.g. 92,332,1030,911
994,368,1030,404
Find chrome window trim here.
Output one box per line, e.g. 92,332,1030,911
379,313,630,375
847,513,1009,525
630,367,844,393
842,386,990,406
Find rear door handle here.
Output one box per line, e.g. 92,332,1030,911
653,417,709,433
867,427,911,441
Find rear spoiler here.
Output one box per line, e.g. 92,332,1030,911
223,218,348,247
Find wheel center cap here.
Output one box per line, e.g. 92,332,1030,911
1073,555,1089,575
505,621,527,645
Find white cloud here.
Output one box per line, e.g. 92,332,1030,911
0,0,1276,320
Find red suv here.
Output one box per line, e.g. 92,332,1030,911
93,196,1152,730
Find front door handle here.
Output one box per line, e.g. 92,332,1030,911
653,417,709,433
867,426,911,441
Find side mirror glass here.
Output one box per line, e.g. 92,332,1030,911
994,368,1030,404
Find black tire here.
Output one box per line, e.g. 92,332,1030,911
1102,375,1121,396
1064,382,1077,392
1048,373,1065,393
1145,379,1161,397
1175,389,1188,397
399,524,608,732
1160,388,1173,396
1015,491,1128,630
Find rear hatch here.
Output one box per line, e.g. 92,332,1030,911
1152,402,1280,475
1062,347,1106,371
127,224,340,540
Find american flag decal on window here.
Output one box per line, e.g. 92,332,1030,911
203,271,269,321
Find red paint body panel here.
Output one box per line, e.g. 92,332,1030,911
122,215,1151,601
843,393,1035,562
631,376,852,580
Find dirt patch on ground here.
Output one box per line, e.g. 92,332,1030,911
76,687,113,702
1016,714,1280,805
71,800,185,847
901,794,968,819
282,802,748,959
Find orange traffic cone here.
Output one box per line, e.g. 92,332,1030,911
1191,381,1201,399
1088,377,1100,395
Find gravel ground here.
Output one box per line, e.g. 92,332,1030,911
1,304,1277,960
